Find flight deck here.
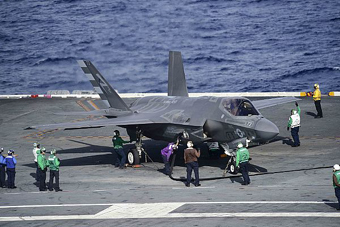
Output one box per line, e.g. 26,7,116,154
0,96,339,226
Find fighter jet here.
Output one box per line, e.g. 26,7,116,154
26,51,298,165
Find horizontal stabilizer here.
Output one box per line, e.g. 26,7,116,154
252,97,301,110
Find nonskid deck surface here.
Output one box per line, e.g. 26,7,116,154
0,97,339,226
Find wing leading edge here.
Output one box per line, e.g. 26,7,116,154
25,117,155,131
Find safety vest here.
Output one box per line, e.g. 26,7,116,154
236,147,249,166
313,89,321,101
37,154,48,170
333,170,340,188
290,114,300,128
33,148,39,162
5,155,16,168
48,155,60,171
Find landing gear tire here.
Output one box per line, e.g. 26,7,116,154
228,157,238,174
127,149,140,165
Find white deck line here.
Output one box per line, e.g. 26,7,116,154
1,201,340,221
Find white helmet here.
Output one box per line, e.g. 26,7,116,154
237,142,243,148
333,164,340,171
33,143,37,147
187,141,193,148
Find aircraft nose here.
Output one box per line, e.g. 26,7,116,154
255,118,279,142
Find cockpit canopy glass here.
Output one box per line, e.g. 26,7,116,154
221,98,259,116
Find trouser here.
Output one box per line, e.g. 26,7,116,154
186,161,199,185
162,155,170,175
239,162,250,184
114,148,126,168
0,164,6,187
6,168,15,188
314,100,323,117
291,127,300,146
35,162,39,181
49,170,60,190
38,168,47,190
335,187,340,209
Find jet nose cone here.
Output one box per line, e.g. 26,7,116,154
255,118,279,142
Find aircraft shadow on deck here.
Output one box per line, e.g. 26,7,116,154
23,139,268,173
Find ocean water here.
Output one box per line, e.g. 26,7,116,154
0,0,340,95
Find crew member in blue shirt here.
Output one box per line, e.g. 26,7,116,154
0,148,6,188
5,150,17,189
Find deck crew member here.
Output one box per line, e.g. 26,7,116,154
5,150,17,189
184,141,201,187
313,83,323,118
33,143,40,182
48,149,62,192
37,147,48,191
236,142,250,185
287,101,301,147
0,148,6,188
333,164,340,210
161,142,177,175
112,130,129,169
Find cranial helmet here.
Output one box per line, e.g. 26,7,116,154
334,164,340,171
237,142,243,148
8,150,14,155
114,130,120,136
187,141,193,148
41,147,46,152
51,149,57,155
33,143,37,147
314,83,319,89
291,109,297,115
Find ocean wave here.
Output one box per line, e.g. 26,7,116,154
279,67,338,79
33,57,76,66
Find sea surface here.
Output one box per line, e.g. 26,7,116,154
1,0,340,95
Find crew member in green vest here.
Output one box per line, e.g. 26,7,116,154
333,164,340,210
37,147,48,191
236,142,250,185
112,130,130,169
48,149,62,192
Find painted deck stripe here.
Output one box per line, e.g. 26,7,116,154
0,201,336,209
1,202,340,221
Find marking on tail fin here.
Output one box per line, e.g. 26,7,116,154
77,60,132,112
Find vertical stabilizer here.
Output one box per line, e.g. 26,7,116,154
77,60,131,111
168,51,189,97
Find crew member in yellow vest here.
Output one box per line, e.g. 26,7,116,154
313,84,323,118
333,164,340,210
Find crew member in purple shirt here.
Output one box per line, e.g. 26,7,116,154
161,142,177,175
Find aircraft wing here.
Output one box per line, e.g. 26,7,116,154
25,117,155,131
252,97,300,110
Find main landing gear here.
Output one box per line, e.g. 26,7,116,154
220,143,238,175
127,129,143,165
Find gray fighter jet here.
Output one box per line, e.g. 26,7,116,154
26,51,298,165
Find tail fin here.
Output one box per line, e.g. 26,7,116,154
168,51,189,97
77,60,132,112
